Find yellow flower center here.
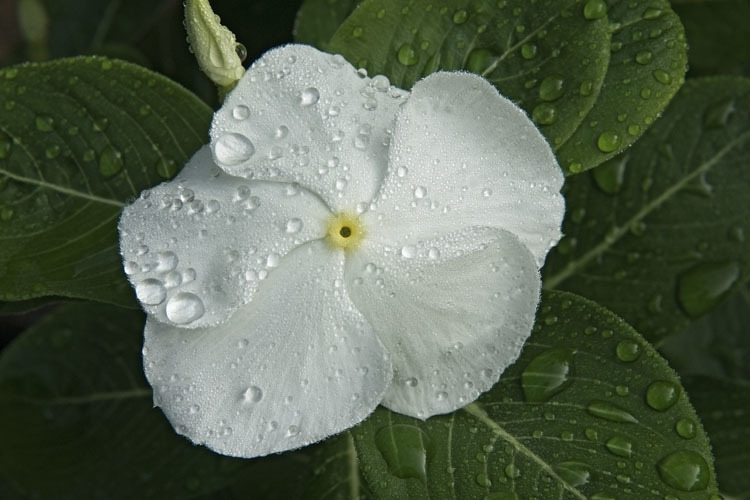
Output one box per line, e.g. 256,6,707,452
326,213,365,251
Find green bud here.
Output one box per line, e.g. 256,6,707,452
184,0,245,90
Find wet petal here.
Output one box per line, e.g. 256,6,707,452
366,72,564,266
345,227,540,418
144,240,392,458
119,146,330,328
210,44,407,212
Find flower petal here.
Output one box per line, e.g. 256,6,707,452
210,44,407,213
366,72,565,266
119,146,330,328
144,240,392,458
344,227,540,418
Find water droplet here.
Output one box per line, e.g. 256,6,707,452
397,43,419,66
635,50,653,65
504,464,521,478
606,436,633,457
232,105,250,120
401,245,417,258
553,461,591,487
521,43,538,59
45,145,61,159
642,7,663,19
646,380,681,411
677,261,739,318
136,278,167,305
592,155,627,194
656,450,710,491
414,186,427,199
98,146,124,178
375,424,431,483
285,218,303,233
35,115,54,132
467,48,499,74
675,418,696,439
275,125,289,139
586,400,638,423
286,425,301,437
452,9,468,24
242,386,263,403
616,339,641,362
539,75,565,101
532,103,557,125
156,251,178,273
397,165,409,177
652,69,672,84
597,131,622,153
405,377,418,387
298,87,320,106
372,74,390,91
215,133,255,165
428,247,440,259
166,292,205,324
521,348,575,402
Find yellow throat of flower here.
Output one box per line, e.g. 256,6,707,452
326,213,365,251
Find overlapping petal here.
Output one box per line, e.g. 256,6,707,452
143,240,392,457
210,44,407,212
119,146,331,328
365,72,565,265
344,227,540,418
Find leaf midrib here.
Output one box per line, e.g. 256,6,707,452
543,129,750,290
0,167,125,208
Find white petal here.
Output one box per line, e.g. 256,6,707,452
210,44,407,213
144,240,392,458
366,72,565,266
344,227,540,418
119,146,330,328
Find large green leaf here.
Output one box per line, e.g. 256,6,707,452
0,302,250,499
555,0,688,173
326,0,612,152
351,291,718,499
543,77,750,340
0,57,211,307
293,0,361,49
682,376,750,499
672,0,750,77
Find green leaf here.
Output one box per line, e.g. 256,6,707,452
0,302,247,499
555,0,688,173
543,77,750,340
660,285,750,380
351,291,719,499
293,0,362,49
326,0,612,153
682,376,750,498
0,57,212,307
672,0,750,77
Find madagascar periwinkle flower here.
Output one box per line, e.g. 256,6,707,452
118,44,565,458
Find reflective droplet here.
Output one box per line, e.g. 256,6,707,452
553,461,591,487
286,425,301,437
156,251,178,272
606,436,633,457
99,146,124,178
452,9,468,24
653,69,672,85
414,186,427,199
467,48,499,74
677,261,739,318
657,450,710,491
35,115,54,132
275,125,289,139
675,418,696,439
298,87,320,106
397,43,419,66
592,155,627,194
405,377,418,387
646,380,681,411
504,464,521,478
215,133,255,166
375,424,431,483
539,75,565,101
136,278,167,305
532,103,557,125
586,400,638,423
635,50,653,65
616,339,641,362
232,105,250,120
583,0,607,19
166,292,205,324
285,218,303,233
266,252,281,268
242,386,263,403
597,131,622,153
521,348,575,402
401,245,417,258
521,43,538,59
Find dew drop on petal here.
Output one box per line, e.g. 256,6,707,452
242,386,263,404
285,218,303,233
166,292,205,324
215,133,255,166
286,425,301,437
298,88,320,106
156,251,178,272
414,186,427,199
232,105,250,120
266,252,281,268
401,245,417,258
136,278,167,305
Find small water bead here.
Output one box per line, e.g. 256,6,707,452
401,245,417,259
414,186,427,199
35,115,54,132
99,146,124,178
583,0,607,20
164,271,182,287
285,218,303,233
606,436,633,458
232,105,250,120
652,69,672,84
586,400,638,423
539,75,565,101
156,251,178,272
166,292,205,324
371,74,390,91
521,348,575,402
136,279,167,305
397,43,419,66
242,386,263,403
656,450,710,491
397,165,408,177
677,261,739,318
532,103,557,125
646,380,681,411
635,50,653,65
504,464,521,479
298,87,320,106
182,268,196,282
616,339,641,362
215,133,255,165
452,9,468,24
597,131,622,153
521,43,538,59
675,418,696,439
275,125,289,139
286,425,301,437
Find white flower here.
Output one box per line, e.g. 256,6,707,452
119,45,564,458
